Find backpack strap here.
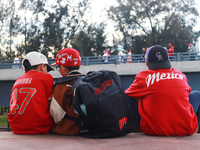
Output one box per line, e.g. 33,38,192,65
64,114,80,125
84,71,103,81
54,76,79,85
54,74,84,87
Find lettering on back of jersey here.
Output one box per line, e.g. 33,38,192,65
14,78,32,86
146,72,184,87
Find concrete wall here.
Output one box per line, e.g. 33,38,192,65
1,61,200,81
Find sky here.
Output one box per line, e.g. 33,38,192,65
193,0,200,32
194,0,200,51
188,0,200,51
89,0,118,45
89,0,200,30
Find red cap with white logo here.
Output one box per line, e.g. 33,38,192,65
51,48,81,67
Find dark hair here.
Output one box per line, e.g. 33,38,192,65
66,66,80,71
23,59,40,72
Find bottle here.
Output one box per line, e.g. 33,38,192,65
80,104,87,116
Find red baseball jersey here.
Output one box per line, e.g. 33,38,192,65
8,70,54,134
168,46,174,56
125,68,198,136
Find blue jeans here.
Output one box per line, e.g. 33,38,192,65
189,90,200,125
126,90,200,130
126,95,141,130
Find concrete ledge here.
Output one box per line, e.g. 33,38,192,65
0,132,200,150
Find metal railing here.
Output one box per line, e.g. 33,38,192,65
0,52,200,69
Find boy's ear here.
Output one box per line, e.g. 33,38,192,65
146,63,149,69
39,64,44,71
40,64,46,72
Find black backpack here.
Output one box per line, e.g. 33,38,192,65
72,70,133,138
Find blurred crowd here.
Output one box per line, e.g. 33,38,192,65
102,42,197,63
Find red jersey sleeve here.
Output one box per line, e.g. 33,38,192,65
125,72,148,100
45,74,54,101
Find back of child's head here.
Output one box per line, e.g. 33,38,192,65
145,45,171,70
23,59,39,72
52,48,81,71
23,51,54,72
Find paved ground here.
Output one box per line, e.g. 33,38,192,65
0,132,200,150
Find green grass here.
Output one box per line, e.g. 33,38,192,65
0,112,8,126
0,107,9,126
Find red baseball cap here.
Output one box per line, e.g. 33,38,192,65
168,43,172,46
52,48,81,67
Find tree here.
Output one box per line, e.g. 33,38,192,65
0,0,20,59
18,0,90,57
158,15,194,52
107,0,199,53
94,23,107,56
71,23,106,56
9,16,21,59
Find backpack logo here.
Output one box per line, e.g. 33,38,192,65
119,117,127,130
93,79,113,95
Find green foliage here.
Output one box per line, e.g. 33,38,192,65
0,113,8,126
71,23,106,56
16,0,91,58
107,0,199,53
94,23,107,56
0,107,8,126
0,0,21,60
71,30,93,56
